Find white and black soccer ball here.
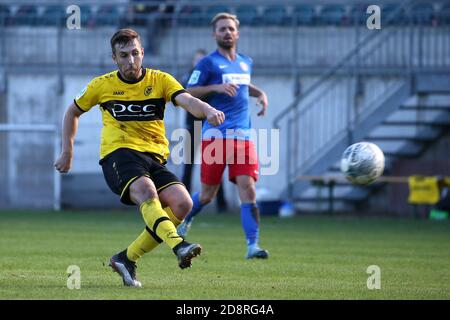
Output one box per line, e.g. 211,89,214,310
340,142,385,185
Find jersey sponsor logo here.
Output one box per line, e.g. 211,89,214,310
187,70,201,85
222,73,251,85
144,86,152,96
113,90,125,95
100,98,165,121
240,61,249,72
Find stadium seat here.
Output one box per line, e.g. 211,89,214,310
439,4,450,25
0,5,11,26
235,5,259,26
292,4,316,26
318,4,347,26
261,5,289,26
95,5,122,26
177,5,204,26
206,5,230,17
13,5,39,26
129,1,160,26
410,3,435,25
381,4,405,25
205,5,231,25
349,4,368,26
39,5,65,26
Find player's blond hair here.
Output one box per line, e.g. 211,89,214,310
211,12,240,31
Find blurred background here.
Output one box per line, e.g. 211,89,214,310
0,0,449,218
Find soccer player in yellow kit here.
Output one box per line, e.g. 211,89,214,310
54,29,225,287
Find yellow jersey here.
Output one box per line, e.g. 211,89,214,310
74,68,185,162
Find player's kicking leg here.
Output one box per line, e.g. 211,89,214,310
109,178,202,286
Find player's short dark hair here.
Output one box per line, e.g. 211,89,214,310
110,28,141,54
211,13,240,31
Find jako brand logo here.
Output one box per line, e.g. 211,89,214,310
113,91,125,95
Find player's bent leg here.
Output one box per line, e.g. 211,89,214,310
128,176,200,268
126,206,177,262
158,184,193,221
235,175,269,260
129,177,183,248
123,208,191,284
141,181,203,269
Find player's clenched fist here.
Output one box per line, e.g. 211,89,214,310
54,151,73,173
206,108,225,126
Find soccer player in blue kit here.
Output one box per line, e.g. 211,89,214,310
178,13,270,259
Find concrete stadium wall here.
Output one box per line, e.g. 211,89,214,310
4,75,60,208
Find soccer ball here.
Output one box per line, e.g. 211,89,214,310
340,142,385,185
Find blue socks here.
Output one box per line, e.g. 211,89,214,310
241,203,259,246
184,192,204,224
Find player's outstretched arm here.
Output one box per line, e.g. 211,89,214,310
249,83,268,116
175,92,225,126
54,103,84,173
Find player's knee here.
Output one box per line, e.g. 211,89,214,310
181,197,193,215
242,183,256,201
173,198,193,219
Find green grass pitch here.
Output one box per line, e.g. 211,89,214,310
0,210,449,299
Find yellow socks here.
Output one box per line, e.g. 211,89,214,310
127,202,183,262
140,199,183,249
164,206,182,227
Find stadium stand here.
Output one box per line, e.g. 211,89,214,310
292,4,316,25
0,4,11,26
411,3,435,25
0,1,443,29
349,3,368,25
205,5,231,25
13,5,39,26
318,4,347,26
381,3,405,24
39,5,65,26
445,4,450,24
177,3,204,26
78,4,94,28
261,5,289,26
235,5,259,26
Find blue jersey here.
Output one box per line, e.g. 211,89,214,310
187,50,253,140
